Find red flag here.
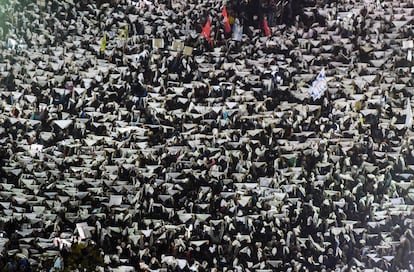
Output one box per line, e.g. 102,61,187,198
263,18,271,37
222,6,231,33
201,17,213,45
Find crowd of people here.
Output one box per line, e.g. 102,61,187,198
0,0,413,271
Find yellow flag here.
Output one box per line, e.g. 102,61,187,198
100,33,107,52
124,24,128,40
354,101,362,111
119,24,129,41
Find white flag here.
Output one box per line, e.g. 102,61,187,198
310,68,327,100
232,20,243,42
406,98,412,128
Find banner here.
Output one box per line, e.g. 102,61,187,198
406,98,412,128
100,33,107,52
263,18,271,36
201,17,213,45
222,6,231,33
310,68,327,100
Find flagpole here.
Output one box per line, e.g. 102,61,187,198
214,24,219,46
